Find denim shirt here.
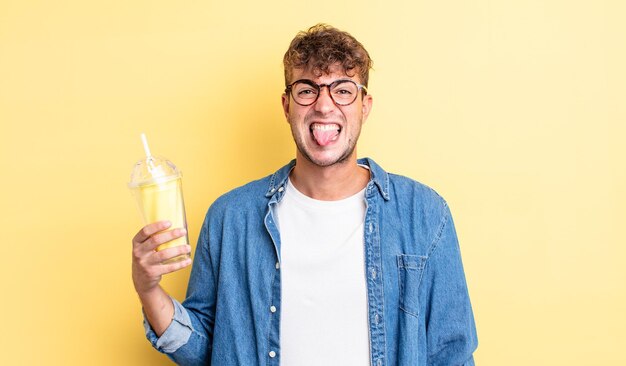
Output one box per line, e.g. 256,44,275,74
145,158,478,365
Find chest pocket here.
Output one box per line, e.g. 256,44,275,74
397,254,428,318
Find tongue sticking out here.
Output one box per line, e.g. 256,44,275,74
312,126,339,146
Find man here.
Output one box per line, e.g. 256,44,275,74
132,24,477,365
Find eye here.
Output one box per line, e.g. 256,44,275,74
295,86,318,98
331,81,357,98
333,88,353,95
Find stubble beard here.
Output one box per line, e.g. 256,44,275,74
289,114,362,168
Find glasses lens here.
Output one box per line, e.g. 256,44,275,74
292,81,319,105
330,80,358,105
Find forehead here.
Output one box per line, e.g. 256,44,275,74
289,64,361,84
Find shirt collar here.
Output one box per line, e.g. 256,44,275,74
265,157,390,201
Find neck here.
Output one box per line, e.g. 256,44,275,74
289,154,370,201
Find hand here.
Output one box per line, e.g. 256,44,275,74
132,220,192,295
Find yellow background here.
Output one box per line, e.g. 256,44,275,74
1,1,624,365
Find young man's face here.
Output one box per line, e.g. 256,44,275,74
281,64,373,168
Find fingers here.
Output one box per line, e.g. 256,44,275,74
143,228,188,253
152,244,193,266
132,227,188,263
133,220,172,244
159,256,193,275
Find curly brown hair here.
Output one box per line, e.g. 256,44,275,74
283,24,373,87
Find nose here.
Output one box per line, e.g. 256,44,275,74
313,85,337,114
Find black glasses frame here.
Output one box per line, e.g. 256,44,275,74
285,79,368,106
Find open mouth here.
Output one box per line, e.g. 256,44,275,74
310,123,341,146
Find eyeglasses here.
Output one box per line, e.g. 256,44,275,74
285,79,368,106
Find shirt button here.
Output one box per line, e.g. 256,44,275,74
269,351,276,358
278,186,284,192
275,262,280,269
371,268,377,279
377,359,382,366
369,223,373,233
375,314,380,325
270,188,276,193
270,305,277,313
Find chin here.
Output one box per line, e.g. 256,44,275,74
301,149,355,168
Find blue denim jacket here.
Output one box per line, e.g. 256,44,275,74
145,158,477,365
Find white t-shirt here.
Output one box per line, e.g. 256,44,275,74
275,178,370,365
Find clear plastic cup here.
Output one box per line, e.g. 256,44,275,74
129,155,190,264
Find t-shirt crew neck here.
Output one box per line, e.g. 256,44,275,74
284,177,367,212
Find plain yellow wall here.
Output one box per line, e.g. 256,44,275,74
1,1,624,365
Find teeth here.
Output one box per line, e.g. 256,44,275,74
311,123,340,131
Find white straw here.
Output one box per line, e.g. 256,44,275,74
140,133,152,158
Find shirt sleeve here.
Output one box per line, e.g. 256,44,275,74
423,202,478,366
143,297,193,353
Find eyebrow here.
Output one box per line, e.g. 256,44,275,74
295,78,355,85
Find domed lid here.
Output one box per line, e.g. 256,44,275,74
128,156,181,187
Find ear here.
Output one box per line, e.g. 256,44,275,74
281,93,290,121
361,94,373,123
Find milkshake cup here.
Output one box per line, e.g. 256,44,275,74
129,134,190,264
